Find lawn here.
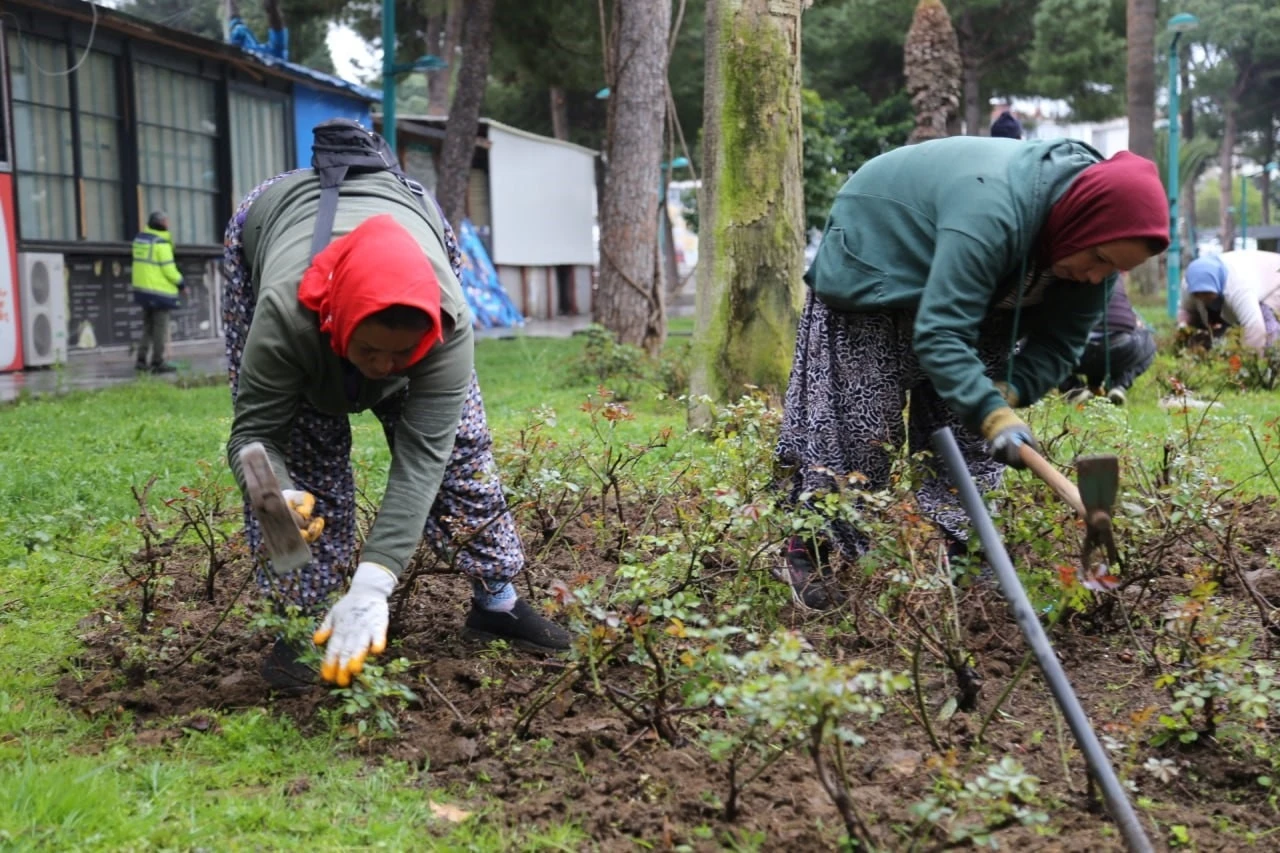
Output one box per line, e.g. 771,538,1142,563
2,324,1279,850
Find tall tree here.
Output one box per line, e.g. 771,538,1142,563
950,0,1037,134
426,0,464,114
1125,0,1156,159
689,0,806,421
594,0,671,354
904,0,962,143
1028,0,1126,120
1182,0,1280,252
436,0,497,230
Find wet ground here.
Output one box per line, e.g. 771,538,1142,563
0,315,597,404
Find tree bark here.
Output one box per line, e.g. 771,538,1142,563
689,0,807,425
550,86,570,140
436,0,496,229
1182,62,1196,254
955,12,981,134
428,0,464,116
1125,0,1156,160
1220,100,1238,252
595,0,671,354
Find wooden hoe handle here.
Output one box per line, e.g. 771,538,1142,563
1018,443,1086,519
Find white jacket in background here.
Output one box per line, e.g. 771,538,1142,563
1178,250,1280,350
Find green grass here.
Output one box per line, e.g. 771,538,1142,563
0,325,1275,849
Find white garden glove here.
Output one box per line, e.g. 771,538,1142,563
281,488,325,543
313,562,396,686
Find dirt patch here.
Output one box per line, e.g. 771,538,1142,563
55,498,1280,850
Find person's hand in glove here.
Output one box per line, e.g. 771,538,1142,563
981,407,1039,469
313,562,396,686
281,488,325,543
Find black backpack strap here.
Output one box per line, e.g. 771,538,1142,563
307,118,439,259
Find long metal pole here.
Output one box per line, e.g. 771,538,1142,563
930,428,1155,853
381,0,396,142
1167,34,1182,319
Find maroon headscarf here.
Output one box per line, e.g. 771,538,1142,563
1040,151,1170,265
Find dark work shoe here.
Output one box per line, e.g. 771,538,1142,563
774,536,844,611
261,636,316,696
151,362,179,374
465,599,572,652
135,362,150,372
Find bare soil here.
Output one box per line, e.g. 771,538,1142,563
55,497,1280,851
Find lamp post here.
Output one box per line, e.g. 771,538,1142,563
1166,12,1200,318
380,0,447,148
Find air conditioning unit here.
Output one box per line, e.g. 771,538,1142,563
18,252,68,367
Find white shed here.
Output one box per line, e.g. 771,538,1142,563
388,116,599,320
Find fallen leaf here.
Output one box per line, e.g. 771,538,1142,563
429,801,473,823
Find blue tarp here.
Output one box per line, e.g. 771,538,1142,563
457,220,524,329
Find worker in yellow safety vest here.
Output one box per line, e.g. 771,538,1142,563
131,210,185,374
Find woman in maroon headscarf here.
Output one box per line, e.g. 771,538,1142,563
776,138,1169,609
223,170,570,693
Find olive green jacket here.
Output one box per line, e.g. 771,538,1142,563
227,171,473,578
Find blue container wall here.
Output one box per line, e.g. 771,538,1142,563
292,84,375,168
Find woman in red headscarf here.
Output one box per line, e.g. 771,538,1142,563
223,165,569,694
776,138,1169,609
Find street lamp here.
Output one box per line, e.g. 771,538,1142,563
1166,12,1200,318
381,0,447,149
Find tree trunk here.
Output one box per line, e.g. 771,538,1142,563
1125,0,1156,160
689,0,806,425
1219,101,1238,252
428,0,464,116
904,0,962,144
955,12,981,134
962,56,981,135
1182,62,1196,254
436,0,496,229
550,86,570,140
661,199,681,293
595,0,671,354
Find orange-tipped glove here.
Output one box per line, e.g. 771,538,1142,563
281,488,325,543
981,406,1039,469
313,562,396,686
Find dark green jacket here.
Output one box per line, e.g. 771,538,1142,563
806,136,1114,433
227,171,473,578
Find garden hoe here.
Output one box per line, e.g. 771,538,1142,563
1017,445,1122,591
238,441,312,575
932,428,1153,853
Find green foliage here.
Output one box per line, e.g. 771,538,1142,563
802,89,850,230
569,324,694,401
1028,0,1126,121
912,757,1050,847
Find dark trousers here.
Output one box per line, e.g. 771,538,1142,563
135,306,171,367
1060,326,1156,392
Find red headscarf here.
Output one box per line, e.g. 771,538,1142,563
1040,151,1170,265
297,214,443,366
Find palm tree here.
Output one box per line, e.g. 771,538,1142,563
904,0,962,144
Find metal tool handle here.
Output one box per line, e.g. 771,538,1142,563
1019,443,1086,518
935,428,1153,853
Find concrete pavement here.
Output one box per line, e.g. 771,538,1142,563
0,314,598,404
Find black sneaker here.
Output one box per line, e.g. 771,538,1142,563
151,362,179,374
464,599,572,652
261,636,317,695
135,362,150,372
774,536,844,611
